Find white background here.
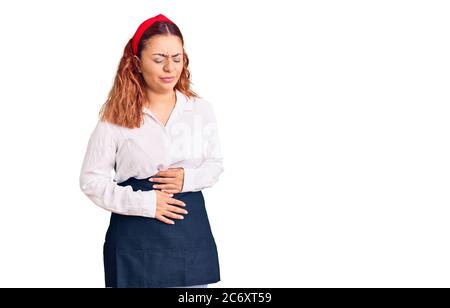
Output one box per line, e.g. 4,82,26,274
0,0,449,287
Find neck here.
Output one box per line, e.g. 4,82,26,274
145,88,176,108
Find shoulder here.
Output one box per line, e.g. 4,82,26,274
95,119,117,133
189,96,217,119
90,119,121,143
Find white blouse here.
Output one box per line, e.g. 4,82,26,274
79,89,224,218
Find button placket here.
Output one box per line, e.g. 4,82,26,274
161,131,171,167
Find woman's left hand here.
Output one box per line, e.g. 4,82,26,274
149,168,185,194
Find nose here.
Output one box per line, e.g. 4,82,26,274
163,60,175,72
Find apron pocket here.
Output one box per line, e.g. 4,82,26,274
185,245,220,282
116,248,185,287
116,249,146,288
143,249,185,286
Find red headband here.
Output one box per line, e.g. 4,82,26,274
131,13,175,56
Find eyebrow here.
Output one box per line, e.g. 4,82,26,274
152,53,182,58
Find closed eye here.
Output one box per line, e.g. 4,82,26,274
154,58,181,64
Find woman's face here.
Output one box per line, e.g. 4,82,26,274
137,34,184,92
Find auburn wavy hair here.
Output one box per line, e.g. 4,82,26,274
99,21,200,129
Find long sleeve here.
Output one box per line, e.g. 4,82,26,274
181,102,224,192
79,120,157,218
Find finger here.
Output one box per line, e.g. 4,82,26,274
154,170,175,176
168,205,188,214
155,190,173,197
150,177,175,184
161,191,174,197
167,197,186,207
168,168,183,174
164,210,184,220
163,189,180,194
154,184,177,190
156,214,175,225
156,169,181,177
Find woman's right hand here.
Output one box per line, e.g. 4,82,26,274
154,190,188,224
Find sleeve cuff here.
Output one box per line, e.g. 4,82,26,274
140,190,157,218
181,167,196,192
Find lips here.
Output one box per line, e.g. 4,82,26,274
160,77,175,83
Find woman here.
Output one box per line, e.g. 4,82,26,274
79,14,223,288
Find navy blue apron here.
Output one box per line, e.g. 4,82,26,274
103,176,220,288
